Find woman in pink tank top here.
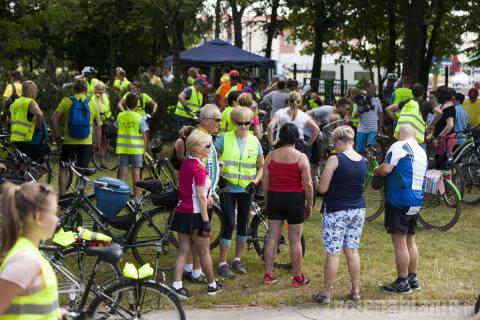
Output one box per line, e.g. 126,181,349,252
262,123,314,287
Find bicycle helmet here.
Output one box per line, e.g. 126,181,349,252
386,73,397,81
229,70,240,78
81,66,97,76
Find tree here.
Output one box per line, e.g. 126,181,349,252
288,0,345,91
251,0,287,58
227,0,254,48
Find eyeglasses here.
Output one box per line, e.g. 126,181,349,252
206,117,221,123
236,121,251,126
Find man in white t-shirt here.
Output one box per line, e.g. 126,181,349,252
354,83,383,154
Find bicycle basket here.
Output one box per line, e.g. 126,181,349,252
150,187,179,207
94,177,131,218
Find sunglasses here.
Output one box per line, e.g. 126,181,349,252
206,117,221,123
236,121,251,126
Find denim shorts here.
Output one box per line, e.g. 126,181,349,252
322,208,365,254
118,154,143,168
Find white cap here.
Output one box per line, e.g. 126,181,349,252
302,84,312,95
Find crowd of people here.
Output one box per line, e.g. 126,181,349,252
1,64,480,318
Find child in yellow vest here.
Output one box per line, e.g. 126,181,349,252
116,93,149,204
0,182,63,319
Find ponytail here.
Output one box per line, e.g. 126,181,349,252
288,91,302,121
0,182,54,260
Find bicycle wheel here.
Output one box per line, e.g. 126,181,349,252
363,181,385,222
251,214,305,269
92,135,119,171
131,206,178,272
418,179,461,231
460,162,480,204
50,246,121,307
87,280,185,320
35,160,54,184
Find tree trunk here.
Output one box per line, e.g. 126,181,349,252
175,18,186,52
420,0,445,89
311,19,324,92
386,0,397,74
215,0,221,39
229,0,245,48
402,0,428,82
265,0,279,58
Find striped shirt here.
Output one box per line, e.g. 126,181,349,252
357,97,382,133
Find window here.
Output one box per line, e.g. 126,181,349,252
320,71,336,80
354,72,371,81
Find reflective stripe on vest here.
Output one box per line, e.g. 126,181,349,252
351,103,360,127
219,107,236,136
175,86,203,119
219,131,258,188
0,237,59,320
10,97,36,142
393,88,414,117
116,111,144,155
394,99,425,144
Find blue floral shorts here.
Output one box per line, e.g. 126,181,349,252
322,208,365,254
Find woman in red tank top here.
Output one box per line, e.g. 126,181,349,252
261,123,314,288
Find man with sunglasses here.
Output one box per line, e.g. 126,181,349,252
181,104,222,284
10,80,48,168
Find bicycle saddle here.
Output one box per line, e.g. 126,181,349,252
151,145,163,154
106,214,136,231
85,243,123,265
74,166,96,177
135,180,162,192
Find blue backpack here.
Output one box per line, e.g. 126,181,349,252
68,96,91,139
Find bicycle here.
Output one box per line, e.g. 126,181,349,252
363,144,386,222
47,240,185,319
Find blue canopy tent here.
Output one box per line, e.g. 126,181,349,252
164,39,276,68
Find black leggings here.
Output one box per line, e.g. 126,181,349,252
220,192,253,245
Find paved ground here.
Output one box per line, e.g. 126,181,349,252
179,305,478,320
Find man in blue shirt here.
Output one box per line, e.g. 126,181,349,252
454,92,469,146
373,124,427,294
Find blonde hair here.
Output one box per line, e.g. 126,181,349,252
237,93,253,108
186,129,212,156
0,182,56,259
230,106,254,123
331,125,355,144
95,81,106,90
287,91,302,120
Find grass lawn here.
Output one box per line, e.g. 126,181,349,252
52,145,480,308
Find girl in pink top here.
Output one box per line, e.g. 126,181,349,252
170,130,223,299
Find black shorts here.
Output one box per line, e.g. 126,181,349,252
60,144,92,167
13,143,47,163
267,192,305,225
170,212,203,235
384,203,418,235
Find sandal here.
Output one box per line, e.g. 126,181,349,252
189,273,208,284
312,292,331,304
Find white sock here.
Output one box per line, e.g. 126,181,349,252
233,257,241,262
172,281,182,290
208,281,217,289
192,268,203,279
218,261,228,267
184,264,193,273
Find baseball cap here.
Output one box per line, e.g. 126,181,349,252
81,66,96,75
302,85,312,95
194,78,208,86
468,88,478,98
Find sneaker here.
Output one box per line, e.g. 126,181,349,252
263,272,277,285
312,292,331,304
207,281,224,296
407,275,421,291
189,273,208,284
349,291,361,301
380,279,412,294
292,275,311,288
170,286,193,300
217,264,236,279
182,270,192,280
232,260,247,274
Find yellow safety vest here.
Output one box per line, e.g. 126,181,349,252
219,106,236,136
116,111,144,155
113,78,130,92
393,87,414,117
220,132,259,188
86,78,99,97
10,97,36,142
394,99,425,144
96,93,112,122
350,103,360,127
0,237,59,320
175,86,203,119
308,99,320,110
